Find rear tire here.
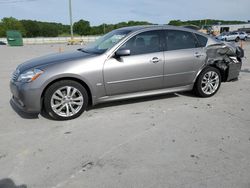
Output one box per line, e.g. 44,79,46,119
43,80,88,120
193,67,221,98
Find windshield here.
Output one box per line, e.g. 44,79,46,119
80,29,132,54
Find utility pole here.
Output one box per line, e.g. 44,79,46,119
69,0,73,40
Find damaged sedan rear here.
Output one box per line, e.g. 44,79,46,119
10,25,244,120
205,42,243,82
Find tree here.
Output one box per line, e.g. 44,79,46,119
73,19,90,36
168,20,183,26
21,20,40,37
0,17,26,36
0,22,5,37
168,19,246,27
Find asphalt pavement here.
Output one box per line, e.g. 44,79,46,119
0,42,250,188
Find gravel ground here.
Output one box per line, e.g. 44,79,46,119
0,42,250,188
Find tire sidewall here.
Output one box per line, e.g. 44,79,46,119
195,67,221,98
44,80,88,120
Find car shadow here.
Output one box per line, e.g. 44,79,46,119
0,178,27,188
10,92,194,120
9,100,39,119
177,91,197,98
40,93,182,120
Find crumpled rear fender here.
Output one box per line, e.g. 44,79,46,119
203,43,243,81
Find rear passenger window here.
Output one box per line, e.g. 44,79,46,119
195,34,208,47
166,30,197,51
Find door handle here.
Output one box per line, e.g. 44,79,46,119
194,52,204,58
150,57,160,63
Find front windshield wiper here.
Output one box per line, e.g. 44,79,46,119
77,48,91,53
77,48,101,54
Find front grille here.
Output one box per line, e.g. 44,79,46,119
11,69,20,82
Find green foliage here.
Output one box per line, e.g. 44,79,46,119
168,20,183,26
0,17,70,37
0,17,152,37
20,20,70,37
20,20,40,37
0,22,5,36
87,20,151,35
168,19,246,28
73,19,90,36
0,17,26,37
0,17,247,38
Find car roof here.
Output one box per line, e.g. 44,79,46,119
116,25,207,36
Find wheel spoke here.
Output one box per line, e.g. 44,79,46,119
209,71,214,79
66,86,72,97
205,85,210,92
56,104,66,113
72,96,83,101
52,95,63,101
66,104,70,116
71,88,77,97
210,83,217,91
71,101,83,106
211,76,219,82
69,103,76,114
208,84,212,92
52,102,64,109
56,90,64,98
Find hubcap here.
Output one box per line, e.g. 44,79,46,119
50,86,84,117
201,71,220,95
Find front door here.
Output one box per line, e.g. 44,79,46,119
104,30,164,96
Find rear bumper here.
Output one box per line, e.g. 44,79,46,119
227,60,242,81
10,81,41,113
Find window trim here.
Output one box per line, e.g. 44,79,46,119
193,33,208,48
115,29,165,56
163,29,201,51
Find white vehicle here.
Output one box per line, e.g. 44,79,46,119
237,31,248,40
217,31,248,42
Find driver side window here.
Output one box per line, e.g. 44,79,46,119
120,30,162,56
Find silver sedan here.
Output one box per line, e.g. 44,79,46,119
10,25,243,120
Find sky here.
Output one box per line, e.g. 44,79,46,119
0,0,249,26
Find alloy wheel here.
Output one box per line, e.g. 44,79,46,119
50,86,84,117
201,71,220,95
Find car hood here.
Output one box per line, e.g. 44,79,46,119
17,50,96,72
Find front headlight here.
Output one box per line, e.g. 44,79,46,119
17,69,44,83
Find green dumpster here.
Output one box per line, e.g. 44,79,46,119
6,30,23,46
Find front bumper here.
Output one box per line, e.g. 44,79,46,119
10,81,41,113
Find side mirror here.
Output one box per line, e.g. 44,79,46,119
115,49,131,57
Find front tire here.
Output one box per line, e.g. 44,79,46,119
43,80,88,120
194,67,221,98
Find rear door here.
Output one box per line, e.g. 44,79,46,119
104,30,165,96
163,30,206,88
